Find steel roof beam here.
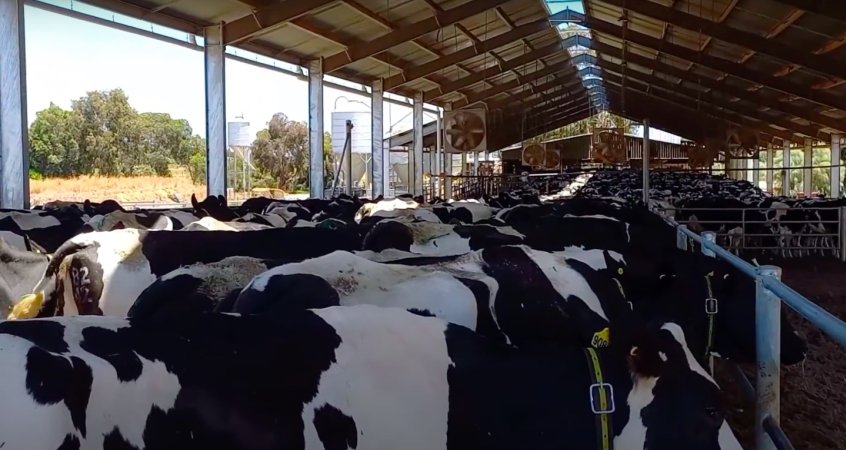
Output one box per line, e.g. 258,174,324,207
770,0,846,24
604,92,764,143
423,42,566,102
451,60,577,109
600,0,846,80
591,40,846,133
382,18,550,91
224,0,339,45
494,86,589,115
493,107,593,147
598,62,829,140
603,81,800,143
489,76,592,111
322,0,512,73
587,18,846,112
493,89,595,126
75,0,205,34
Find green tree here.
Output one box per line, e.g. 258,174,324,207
28,89,206,180
762,147,839,196
29,104,83,176
250,113,310,191
70,89,137,176
323,131,334,185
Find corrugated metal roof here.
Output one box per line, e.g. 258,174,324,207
76,0,846,149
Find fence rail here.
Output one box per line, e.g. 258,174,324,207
660,206,846,261
675,225,846,450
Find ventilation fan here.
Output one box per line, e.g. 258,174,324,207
543,148,561,170
591,127,626,164
522,143,546,167
444,109,487,153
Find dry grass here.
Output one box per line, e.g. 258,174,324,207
30,169,206,206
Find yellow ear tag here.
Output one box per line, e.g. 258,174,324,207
591,327,611,348
617,267,624,275
8,292,44,320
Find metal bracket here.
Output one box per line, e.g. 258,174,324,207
706,297,719,315
589,383,616,414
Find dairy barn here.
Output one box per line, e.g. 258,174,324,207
0,0,845,448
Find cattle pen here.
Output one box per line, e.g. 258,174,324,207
675,225,846,450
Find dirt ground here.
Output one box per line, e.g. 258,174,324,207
29,172,206,206
718,255,846,450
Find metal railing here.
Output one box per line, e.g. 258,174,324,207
662,206,846,261
675,225,846,450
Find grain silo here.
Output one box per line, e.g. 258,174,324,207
331,111,372,196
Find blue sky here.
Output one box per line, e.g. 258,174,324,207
23,2,419,142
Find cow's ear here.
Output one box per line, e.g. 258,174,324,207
191,193,199,208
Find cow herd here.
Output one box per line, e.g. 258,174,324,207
0,184,812,449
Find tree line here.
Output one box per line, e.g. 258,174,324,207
29,89,205,180
28,89,334,192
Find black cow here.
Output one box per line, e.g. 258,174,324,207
0,307,743,450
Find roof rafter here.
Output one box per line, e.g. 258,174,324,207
322,0,512,72
452,61,577,109
599,66,826,140
600,0,846,80
422,42,566,102
590,41,846,133
379,20,552,91
603,78,804,143
587,19,846,112
770,0,846,24
223,0,339,45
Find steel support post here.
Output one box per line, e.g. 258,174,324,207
444,151,453,199
344,120,353,196
767,143,774,194
411,92,424,196
642,118,650,205
435,111,442,198
832,134,841,198
0,0,28,208
701,231,717,258
308,59,325,198
204,24,227,198
676,224,689,251
783,141,791,196
755,265,782,450
371,79,386,198
804,137,813,196
752,153,760,188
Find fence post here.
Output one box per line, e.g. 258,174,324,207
676,224,689,251
701,231,717,257
840,207,846,262
755,265,782,450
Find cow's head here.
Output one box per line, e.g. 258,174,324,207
191,194,239,221
620,322,743,450
650,251,806,366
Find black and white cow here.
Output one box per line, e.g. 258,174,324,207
570,245,808,366
0,307,743,450
361,219,525,256
354,197,440,223
182,216,271,231
235,246,620,349
129,256,286,320
0,207,89,253
11,227,363,318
